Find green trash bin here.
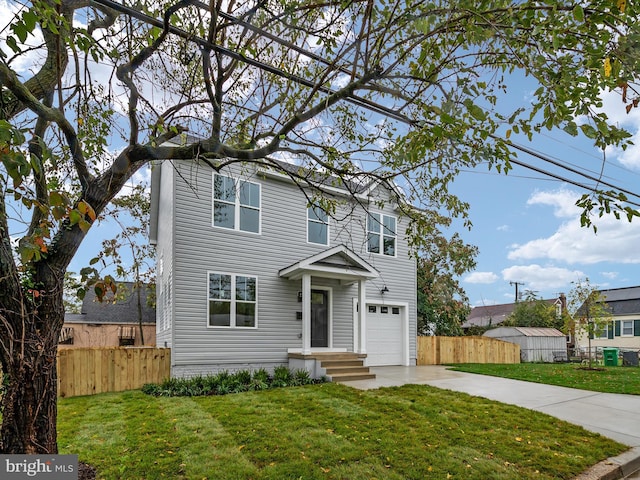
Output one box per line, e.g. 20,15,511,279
603,347,619,366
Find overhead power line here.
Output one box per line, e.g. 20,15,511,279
87,0,640,205
497,137,640,203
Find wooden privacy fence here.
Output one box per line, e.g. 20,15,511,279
57,347,171,398
417,336,520,365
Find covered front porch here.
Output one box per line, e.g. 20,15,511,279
279,245,379,381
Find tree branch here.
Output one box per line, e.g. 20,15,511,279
0,63,92,190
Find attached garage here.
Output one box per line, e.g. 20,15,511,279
365,303,409,366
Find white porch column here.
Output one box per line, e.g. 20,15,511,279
357,279,367,354
301,273,312,355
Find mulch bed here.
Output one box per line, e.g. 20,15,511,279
78,462,96,480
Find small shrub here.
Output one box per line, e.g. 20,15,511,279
141,383,161,396
189,375,206,395
141,366,324,397
272,366,292,387
216,380,232,395
227,370,251,393
203,375,220,395
292,369,312,386
234,369,252,385
250,368,270,390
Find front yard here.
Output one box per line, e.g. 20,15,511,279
450,362,640,394
58,382,626,479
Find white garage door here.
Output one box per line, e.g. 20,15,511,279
366,304,403,366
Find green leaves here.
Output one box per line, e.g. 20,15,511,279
463,99,487,122
0,120,27,187
6,8,40,51
572,5,585,22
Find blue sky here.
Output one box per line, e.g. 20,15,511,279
450,87,640,306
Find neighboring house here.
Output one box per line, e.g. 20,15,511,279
149,159,417,379
62,282,156,347
576,285,640,352
462,295,566,332
483,327,567,362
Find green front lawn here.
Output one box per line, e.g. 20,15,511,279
58,383,626,479
450,363,640,394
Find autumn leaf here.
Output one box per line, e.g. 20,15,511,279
34,237,48,253
603,58,612,77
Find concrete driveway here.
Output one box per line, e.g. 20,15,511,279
346,365,640,448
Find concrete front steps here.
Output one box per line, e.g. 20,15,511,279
317,353,376,383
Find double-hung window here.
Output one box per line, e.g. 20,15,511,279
308,206,329,245
622,320,634,336
367,212,396,256
208,273,257,328
596,324,609,339
213,174,260,233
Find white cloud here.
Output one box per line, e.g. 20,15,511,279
464,271,498,284
581,89,640,171
526,188,581,218
496,224,510,232
501,264,585,291
509,188,640,264
600,271,618,280
615,129,640,170
594,89,640,127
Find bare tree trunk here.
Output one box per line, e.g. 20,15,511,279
0,262,65,454
1,336,59,454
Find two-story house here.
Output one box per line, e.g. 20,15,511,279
149,158,417,380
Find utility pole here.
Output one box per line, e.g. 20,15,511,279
510,281,525,303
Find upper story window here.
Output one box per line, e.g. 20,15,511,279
213,174,260,233
308,206,329,245
208,272,257,328
367,212,396,256
622,320,634,336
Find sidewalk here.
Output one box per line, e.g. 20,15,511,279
346,365,640,479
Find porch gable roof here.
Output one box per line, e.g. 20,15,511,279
279,244,379,283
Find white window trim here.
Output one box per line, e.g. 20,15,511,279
207,271,258,329
307,206,329,246
621,320,634,337
366,212,397,257
212,173,262,234
596,324,609,339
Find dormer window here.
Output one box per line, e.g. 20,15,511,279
367,213,396,256
213,174,260,233
307,206,329,245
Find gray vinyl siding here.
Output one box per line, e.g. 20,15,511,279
166,161,417,374
155,162,174,349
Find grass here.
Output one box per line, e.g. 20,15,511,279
449,363,640,395
58,383,627,479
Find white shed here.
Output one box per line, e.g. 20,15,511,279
483,327,567,362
